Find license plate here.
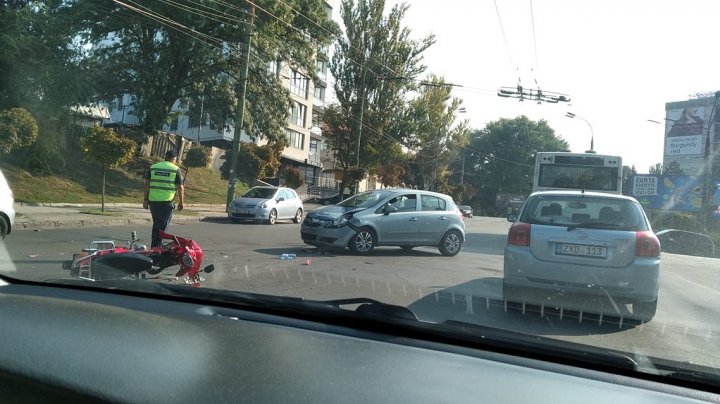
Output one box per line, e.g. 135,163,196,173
239,210,248,214
555,243,607,258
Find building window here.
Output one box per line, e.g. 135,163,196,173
289,101,306,127
117,95,124,111
285,129,304,150
316,60,327,82
310,139,318,153
290,70,308,98
313,86,325,106
170,117,178,130
268,59,280,78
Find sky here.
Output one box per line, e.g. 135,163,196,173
327,0,720,172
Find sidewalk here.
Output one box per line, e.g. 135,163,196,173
13,202,321,230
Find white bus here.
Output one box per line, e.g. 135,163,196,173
533,152,623,194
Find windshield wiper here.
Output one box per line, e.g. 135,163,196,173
567,222,622,231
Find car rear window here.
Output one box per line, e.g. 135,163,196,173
519,195,648,231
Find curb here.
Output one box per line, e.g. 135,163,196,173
15,214,227,230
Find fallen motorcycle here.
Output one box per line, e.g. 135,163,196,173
62,231,215,287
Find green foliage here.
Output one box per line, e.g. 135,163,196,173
403,75,469,190
11,135,65,174
376,163,405,187
0,1,92,115
283,167,305,189
650,211,702,232
465,116,569,210
328,0,434,186
663,160,685,175
81,126,136,168
220,141,284,183
0,108,39,153
74,0,338,139
184,145,211,169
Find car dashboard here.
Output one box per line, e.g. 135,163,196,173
0,278,717,403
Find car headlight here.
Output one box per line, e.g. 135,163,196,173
258,202,267,209
327,215,349,228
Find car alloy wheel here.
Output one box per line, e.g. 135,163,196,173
267,209,277,225
439,230,462,256
293,208,303,224
350,228,375,255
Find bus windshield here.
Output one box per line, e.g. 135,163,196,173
534,152,622,194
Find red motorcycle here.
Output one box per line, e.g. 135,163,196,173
62,231,215,287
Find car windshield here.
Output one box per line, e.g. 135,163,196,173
3,0,720,389
241,188,277,199
338,191,392,208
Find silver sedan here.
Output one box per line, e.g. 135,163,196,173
228,186,304,225
301,189,465,256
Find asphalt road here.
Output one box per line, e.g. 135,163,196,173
2,216,720,368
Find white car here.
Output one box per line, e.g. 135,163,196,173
0,169,15,240
228,186,304,225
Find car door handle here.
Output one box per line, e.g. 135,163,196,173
439,216,447,220
409,217,418,221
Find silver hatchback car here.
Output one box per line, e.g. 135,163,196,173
228,186,304,225
503,191,661,322
301,189,465,256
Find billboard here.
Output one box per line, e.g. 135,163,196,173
630,175,704,211
663,100,716,176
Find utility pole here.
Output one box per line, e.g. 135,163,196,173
702,91,720,231
197,94,204,143
226,2,255,210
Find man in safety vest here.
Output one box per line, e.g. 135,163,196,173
143,149,184,247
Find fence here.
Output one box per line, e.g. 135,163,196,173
139,132,226,172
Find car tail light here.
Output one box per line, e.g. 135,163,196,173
635,231,660,257
508,222,531,246
456,207,464,221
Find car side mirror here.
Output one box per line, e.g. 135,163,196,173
277,197,285,202
507,214,518,222
384,205,399,215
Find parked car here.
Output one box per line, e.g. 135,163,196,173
228,186,303,225
459,205,473,218
301,189,465,256
503,191,661,322
0,169,15,240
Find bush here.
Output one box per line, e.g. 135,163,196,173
184,145,211,169
649,210,702,232
0,108,39,153
283,166,304,189
11,136,65,174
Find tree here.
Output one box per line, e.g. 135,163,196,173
649,161,686,175
80,126,136,211
403,75,469,190
220,141,283,184
0,108,39,153
663,160,685,175
649,163,663,175
376,163,406,187
327,0,435,193
465,116,569,212
73,0,338,140
283,167,305,189
0,1,91,115
183,144,212,182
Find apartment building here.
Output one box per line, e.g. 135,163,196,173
104,1,333,188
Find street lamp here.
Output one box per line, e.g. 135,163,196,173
565,112,594,153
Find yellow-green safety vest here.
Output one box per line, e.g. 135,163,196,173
148,161,179,202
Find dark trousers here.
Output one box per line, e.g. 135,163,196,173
149,201,174,248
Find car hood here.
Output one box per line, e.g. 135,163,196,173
306,205,368,219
